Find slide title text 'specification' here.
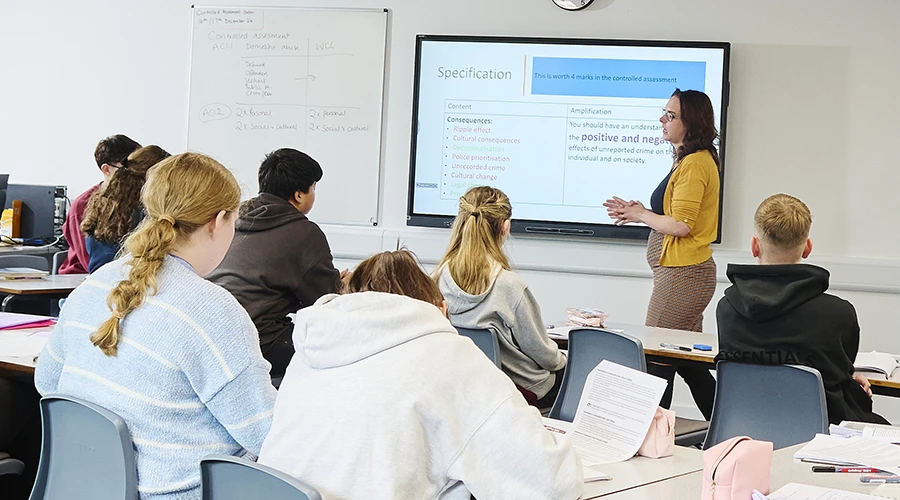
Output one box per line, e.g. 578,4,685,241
437,67,513,80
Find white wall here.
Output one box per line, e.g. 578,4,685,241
5,0,900,420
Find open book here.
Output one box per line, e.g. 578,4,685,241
854,351,900,380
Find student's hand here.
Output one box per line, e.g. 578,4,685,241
340,268,352,285
853,372,873,399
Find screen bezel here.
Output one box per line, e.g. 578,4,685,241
406,34,730,242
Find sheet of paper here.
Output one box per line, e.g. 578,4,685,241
794,434,900,475
830,424,863,438
568,360,667,465
769,483,883,500
0,335,48,357
864,427,900,440
0,311,55,329
871,484,900,500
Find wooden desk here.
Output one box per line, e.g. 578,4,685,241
553,323,900,398
599,443,882,499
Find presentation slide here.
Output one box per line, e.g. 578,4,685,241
408,36,728,236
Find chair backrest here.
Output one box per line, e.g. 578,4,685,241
456,327,501,367
549,328,646,421
29,395,137,500
201,454,322,500
0,254,50,272
51,251,67,275
704,362,828,450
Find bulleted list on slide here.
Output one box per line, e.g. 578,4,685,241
440,100,670,206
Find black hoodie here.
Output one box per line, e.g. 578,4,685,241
208,193,342,346
716,263,888,425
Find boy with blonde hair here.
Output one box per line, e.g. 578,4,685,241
716,194,888,424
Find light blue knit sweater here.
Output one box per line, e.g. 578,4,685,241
35,256,277,500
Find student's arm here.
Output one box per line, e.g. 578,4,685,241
445,395,583,499
842,304,872,397
511,287,567,371
841,303,861,364
34,322,67,395
291,228,342,307
204,362,277,455
200,307,277,454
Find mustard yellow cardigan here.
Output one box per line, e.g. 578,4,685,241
659,150,720,267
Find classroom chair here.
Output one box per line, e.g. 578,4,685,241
0,255,52,315
201,454,322,500
549,328,647,421
29,395,137,500
549,328,709,446
455,327,501,367
703,362,828,450
50,251,67,275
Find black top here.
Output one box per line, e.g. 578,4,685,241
715,263,889,425
207,193,342,346
649,168,675,215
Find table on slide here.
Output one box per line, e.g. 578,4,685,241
551,322,900,398
599,442,882,499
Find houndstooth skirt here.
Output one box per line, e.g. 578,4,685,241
645,229,716,333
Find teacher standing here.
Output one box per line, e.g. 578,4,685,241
604,89,721,420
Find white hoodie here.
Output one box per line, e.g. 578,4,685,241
258,291,583,500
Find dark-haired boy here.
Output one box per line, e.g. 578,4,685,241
209,148,343,377
716,194,888,425
58,134,141,274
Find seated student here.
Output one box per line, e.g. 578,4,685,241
208,148,343,378
434,186,567,408
81,145,170,273
35,153,277,500
58,134,141,274
716,193,889,425
259,249,583,500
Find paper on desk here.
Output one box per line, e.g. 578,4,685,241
568,360,667,466
0,335,48,357
864,426,900,440
769,483,883,500
541,418,611,483
794,434,900,475
871,484,900,500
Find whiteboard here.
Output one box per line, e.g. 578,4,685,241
187,6,387,225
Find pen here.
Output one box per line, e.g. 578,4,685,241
659,342,692,352
813,466,880,473
860,475,900,483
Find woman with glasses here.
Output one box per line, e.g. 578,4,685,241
603,89,721,421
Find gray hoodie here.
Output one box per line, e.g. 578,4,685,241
438,266,567,399
259,291,583,499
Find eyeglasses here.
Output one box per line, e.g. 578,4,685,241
661,109,678,122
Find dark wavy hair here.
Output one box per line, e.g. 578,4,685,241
671,89,720,169
82,145,171,243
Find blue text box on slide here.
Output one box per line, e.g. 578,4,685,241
531,57,707,99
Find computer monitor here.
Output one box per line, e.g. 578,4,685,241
5,184,56,240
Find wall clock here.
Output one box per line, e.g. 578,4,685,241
551,0,594,11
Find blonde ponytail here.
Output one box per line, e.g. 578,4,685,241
435,186,512,295
91,153,240,356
